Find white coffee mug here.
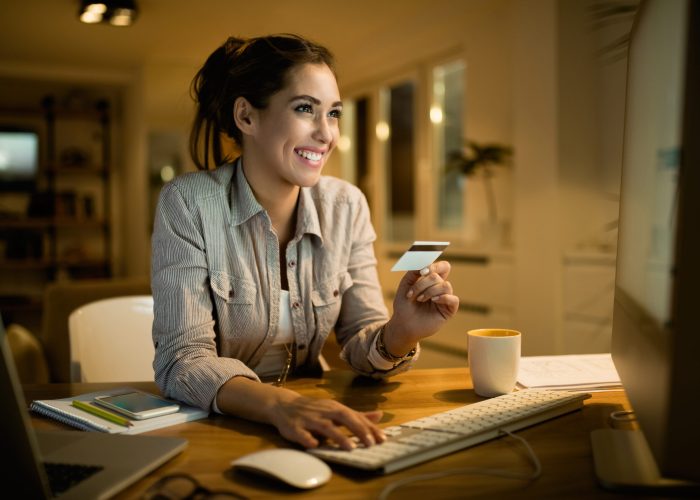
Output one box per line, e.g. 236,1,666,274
467,328,521,397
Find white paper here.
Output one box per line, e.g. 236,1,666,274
516,353,622,391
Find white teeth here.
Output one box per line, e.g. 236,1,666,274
296,150,322,161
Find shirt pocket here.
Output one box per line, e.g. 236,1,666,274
210,271,257,304
311,271,353,335
209,271,260,343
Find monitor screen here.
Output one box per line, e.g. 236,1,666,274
0,129,39,190
597,0,700,490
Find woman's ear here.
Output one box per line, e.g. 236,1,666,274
233,97,256,134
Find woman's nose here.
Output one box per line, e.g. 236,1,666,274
313,116,334,144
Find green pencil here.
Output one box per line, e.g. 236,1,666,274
72,400,133,427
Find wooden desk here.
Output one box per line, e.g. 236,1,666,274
25,368,631,499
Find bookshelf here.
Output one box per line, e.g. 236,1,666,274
0,95,113,327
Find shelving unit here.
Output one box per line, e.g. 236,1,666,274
0,94,112,327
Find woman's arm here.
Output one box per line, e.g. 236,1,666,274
151,181,260,409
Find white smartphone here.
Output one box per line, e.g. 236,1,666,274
94,391,180,420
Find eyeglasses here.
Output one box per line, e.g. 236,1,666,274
142,473,247,500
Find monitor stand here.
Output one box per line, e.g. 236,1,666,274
591,429,700,495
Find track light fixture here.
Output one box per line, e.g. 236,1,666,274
79,0,138,27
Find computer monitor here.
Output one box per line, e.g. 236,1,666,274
0,127,40,191
591,0,700,493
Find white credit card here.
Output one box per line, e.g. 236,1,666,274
391,241,450,272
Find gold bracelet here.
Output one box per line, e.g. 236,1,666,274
376,324,417,365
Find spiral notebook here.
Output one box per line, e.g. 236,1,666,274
30,387,209,434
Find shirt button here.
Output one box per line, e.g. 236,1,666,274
292,302,300,309
228,290,234,299
288,261,296,268
333,289,339,297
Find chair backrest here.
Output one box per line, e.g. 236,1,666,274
41,278,151,382
68,295,155,383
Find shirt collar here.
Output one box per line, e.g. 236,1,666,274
229,158,265,226
229,158,324,245
296,186,323,245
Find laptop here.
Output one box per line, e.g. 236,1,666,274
0,317,187,499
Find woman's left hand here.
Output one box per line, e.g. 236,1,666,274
385,260,459,353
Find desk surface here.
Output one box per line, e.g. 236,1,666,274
25,367,631,499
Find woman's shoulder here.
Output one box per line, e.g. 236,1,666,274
166,164,234,199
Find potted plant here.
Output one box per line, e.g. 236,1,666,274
446,140,513,226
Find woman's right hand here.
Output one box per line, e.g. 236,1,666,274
269,390,385,450
216,376,385,450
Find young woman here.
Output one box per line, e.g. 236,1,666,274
151,34,459,450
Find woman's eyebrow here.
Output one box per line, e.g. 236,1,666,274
290,94,343,108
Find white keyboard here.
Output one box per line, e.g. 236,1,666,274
308,389,591,474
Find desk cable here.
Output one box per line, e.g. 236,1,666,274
377,429,542,500
609,409,636,424
379,429,542,500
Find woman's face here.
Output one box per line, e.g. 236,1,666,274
245,63,341,191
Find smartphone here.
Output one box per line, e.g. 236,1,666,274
94,391,180,420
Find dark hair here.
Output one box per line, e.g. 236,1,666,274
189,33,336,170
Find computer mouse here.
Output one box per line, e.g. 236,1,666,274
231,448,332,489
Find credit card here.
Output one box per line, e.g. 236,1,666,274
391,241,450,272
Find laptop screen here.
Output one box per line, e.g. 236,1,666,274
0,317,53,498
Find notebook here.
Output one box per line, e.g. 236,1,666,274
31,388,209,434
0,317,188,499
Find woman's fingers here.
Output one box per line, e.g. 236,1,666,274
428,260,451,279
406,260,452,302
279,425,320,449
273,396,384,450
415,279,454,302
406,268,454,302
307,416,359,450
333,409,386,448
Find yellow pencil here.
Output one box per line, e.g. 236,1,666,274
72,400,133,427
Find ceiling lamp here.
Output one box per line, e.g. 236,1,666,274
79,1,139,27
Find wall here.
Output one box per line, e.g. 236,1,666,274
0,0,630,358
511,0,562,355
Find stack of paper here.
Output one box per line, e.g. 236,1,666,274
517,353,622,391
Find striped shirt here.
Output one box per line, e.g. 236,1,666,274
151,160,417,411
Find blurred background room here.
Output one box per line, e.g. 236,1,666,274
0,0,638,374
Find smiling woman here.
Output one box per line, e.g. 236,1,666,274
150,33,460,452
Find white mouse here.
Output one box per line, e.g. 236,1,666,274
231,448,332,489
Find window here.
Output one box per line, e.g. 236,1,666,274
431,61,465,232
379,81,416,242
337,59,467,245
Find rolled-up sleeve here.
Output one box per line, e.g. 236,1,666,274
151,182,258,411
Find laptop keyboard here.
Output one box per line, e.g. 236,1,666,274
44,462,104,496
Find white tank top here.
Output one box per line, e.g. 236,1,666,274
254,290,294,379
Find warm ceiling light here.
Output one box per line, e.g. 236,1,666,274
79,0,138,26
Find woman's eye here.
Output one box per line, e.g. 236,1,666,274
329,109,342,119
295,103,313,113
